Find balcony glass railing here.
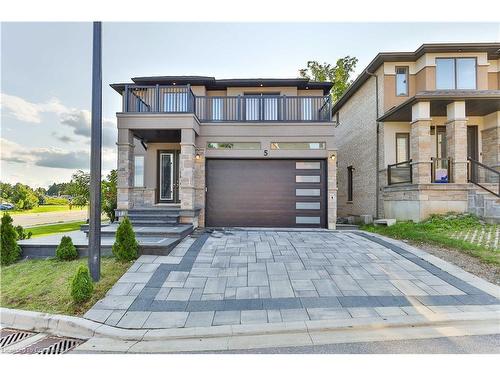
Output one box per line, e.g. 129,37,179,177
387,160,412,185
122,85,332,122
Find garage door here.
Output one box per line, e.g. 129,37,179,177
206,159,326,228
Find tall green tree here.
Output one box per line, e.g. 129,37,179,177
66,170,90,209
102,170,117,222
299,56,358,102
1,213,21,265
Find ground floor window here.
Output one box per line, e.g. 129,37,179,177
395,133,410,163
271,142,326,150
207,142,261,150
347,166,354,202
134,155,145,187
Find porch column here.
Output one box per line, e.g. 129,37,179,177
446,101,468,183
410,101,432,184
481,111,500,168
327,151,337,230
179,128,196,210
117,128,135,210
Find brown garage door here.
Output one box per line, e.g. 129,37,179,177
206,159,326,228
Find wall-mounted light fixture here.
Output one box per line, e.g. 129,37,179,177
330,154,336,161
195,153,201,160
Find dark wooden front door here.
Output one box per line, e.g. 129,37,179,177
205,159,326,228
157,150,180,203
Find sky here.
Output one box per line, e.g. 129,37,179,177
1,22,499,188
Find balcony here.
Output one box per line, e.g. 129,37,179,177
122,85,332,123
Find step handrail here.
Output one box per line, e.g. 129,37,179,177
467,157,500,198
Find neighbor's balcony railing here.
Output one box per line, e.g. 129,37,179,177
122,85,332,122
468,157,500,197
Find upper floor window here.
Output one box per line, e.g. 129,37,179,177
436,58,476,90
395,67,409,96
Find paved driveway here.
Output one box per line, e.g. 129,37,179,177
85,230,500,329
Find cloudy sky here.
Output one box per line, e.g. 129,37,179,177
1,22,499,188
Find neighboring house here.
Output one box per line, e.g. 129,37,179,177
111,77,337,228
333,43,500,223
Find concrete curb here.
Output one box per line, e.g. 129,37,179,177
2,306,499,342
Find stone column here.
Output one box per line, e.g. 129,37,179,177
179,128,196,211
410,102,432,184
327,151,337,229
481,111,500,168
446,101,468,183
117,128,135,210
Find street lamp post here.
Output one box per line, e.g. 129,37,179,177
89,21,102,281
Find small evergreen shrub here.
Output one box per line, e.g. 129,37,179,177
1,213,21,265
56,236,78,261
15,225,32,240
70,265,94,303
112,217,139,261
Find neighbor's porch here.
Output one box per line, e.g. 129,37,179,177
380,95,500,221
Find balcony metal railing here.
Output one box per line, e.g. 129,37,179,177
431,157,452,183
467,158,500,197
122,85,332,122
387,160,412,185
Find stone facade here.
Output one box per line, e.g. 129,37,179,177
383,184,469,222
482,125,500,168
194,147,206,228
117,129,135,210
131,188,155,207
179,129,196,212
327,151,337,229
335,70,380,219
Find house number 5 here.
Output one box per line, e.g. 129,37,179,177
264,150,269,156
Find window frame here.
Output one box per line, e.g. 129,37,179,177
395,132,410,164
395,66,409,97
134,155,145,188
347,166,354,202
435,57,477,90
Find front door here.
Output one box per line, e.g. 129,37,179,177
157,150,180,203
467,125,479,181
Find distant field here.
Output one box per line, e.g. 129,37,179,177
8,205,87,215
28,221,86,237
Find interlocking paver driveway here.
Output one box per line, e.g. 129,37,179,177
85,230,500,329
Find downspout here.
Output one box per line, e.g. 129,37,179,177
365,69,380,219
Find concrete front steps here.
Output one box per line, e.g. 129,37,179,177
467,184,500,224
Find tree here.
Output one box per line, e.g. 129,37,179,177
1,213,21,265
299,56,358,102
66,170,90,209
70,265,94,303
56,235,78,261
11,183,39,209
102,170,117,222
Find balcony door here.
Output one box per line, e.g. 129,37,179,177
157,150,180,203
244,93,280,121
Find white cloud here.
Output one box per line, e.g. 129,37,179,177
1,93,67,123
1,92,117,148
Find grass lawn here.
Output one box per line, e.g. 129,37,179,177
363,213,499,266
27,221,86,238
9,205,87,215
1,257,132,316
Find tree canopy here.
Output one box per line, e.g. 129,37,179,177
299,56,358,102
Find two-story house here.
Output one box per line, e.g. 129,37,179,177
111,77,337,229
333,43,500,223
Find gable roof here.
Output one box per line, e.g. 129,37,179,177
331,42,500,114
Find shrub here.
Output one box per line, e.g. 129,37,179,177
112,217,138,261
70,265,94,303
0,213,21,265
56,236,78,261
15,225,32,240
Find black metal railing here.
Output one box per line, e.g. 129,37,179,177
387,160,412,185
467,158,500,197
124,85,195,113
431,157,452,183
122,85,332,122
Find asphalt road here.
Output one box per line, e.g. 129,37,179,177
200,334,500,354
12,210,88,227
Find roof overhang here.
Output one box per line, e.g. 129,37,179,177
332,42,500,114
111,76,333,95
378,90,500,122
